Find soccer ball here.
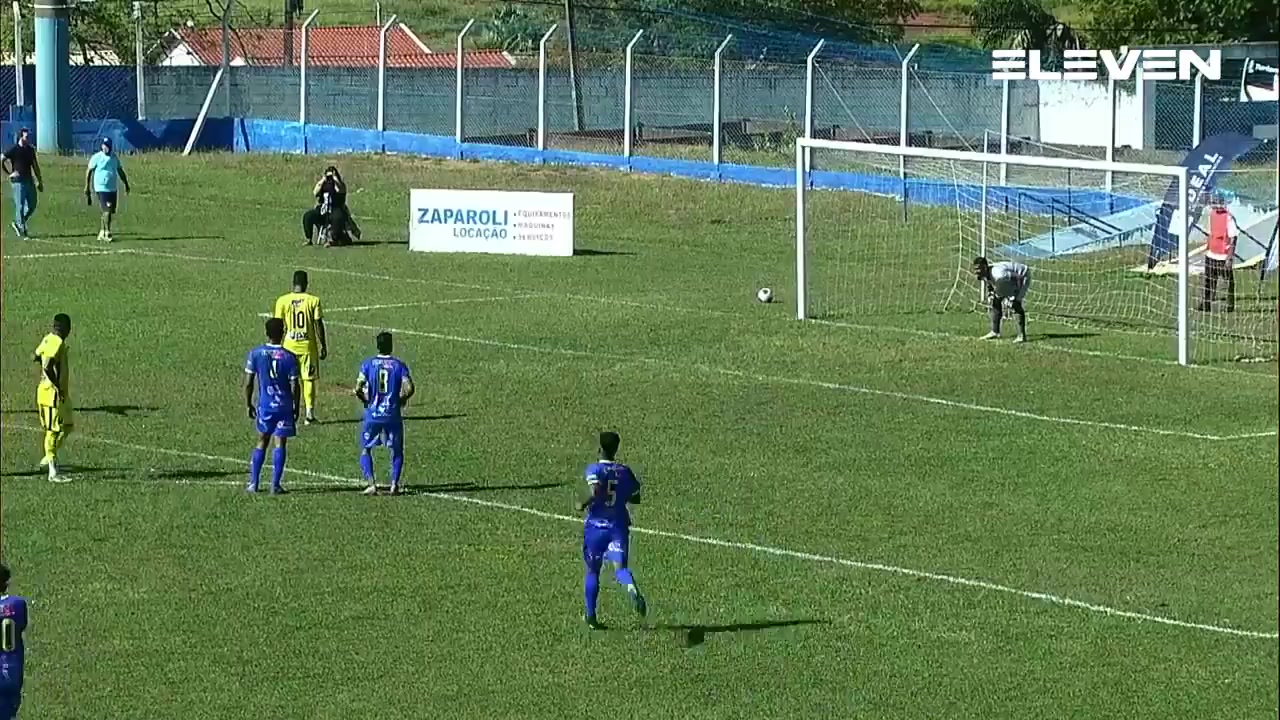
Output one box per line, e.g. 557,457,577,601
756,287,774,303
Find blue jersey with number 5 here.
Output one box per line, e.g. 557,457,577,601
584,461,639,529
245,344,299,416
358,355,411,422
0,594,28,690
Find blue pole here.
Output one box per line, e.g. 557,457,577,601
35,0,71,153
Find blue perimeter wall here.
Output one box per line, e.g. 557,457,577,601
0,113,1150,215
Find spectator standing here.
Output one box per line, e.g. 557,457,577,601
1,128,43,239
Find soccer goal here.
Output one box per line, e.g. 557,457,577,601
794,137,1280,366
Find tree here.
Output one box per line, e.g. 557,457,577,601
968,0,1083,68
1077,0,1279,46
500,0,925,58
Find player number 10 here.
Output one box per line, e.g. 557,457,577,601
0,618,16,653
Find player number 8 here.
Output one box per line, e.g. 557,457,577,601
377,368,389,395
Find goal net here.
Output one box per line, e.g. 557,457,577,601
794,138,1280,366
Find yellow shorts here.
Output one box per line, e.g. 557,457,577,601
38,404,73,433
296,352,319,382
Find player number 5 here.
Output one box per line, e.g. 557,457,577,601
0,618,16,653
604,478,618,507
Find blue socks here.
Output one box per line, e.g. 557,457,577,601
390,451,404,487
248,448,266,489
584,570,600,618
615,568,636,589
271,447,287,490
359,452,374,481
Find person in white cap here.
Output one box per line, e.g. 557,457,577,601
83,136,131,242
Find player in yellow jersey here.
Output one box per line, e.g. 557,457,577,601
32,313,73,482
273,270,327,425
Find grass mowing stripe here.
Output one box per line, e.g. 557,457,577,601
325,295,538,313
326,320,1275,442
8,422,1277,640
27,236,1274,379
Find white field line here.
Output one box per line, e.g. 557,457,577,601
16,239,1276,439
325,295,538,313
2,249,121,260
31,237,1268,379
328,319,1276,442
4,424,1275,640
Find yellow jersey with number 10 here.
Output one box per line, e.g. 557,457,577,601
35,332,69,407
274,292,323,356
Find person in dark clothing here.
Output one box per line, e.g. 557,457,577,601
2,128,43,238
302,166,362,247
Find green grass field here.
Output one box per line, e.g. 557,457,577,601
1,152,1277,719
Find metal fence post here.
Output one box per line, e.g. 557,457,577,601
455,18,475,144
221,0,232,117
623,29,644,159
299,9,319,126
803,39,825,173
133,2,145,119
1191,71,1203,147
999,78,1010,185
898,43,920,182
1104,76,1116,193
376,14,397,132
712,34,732,165
13,1,23,106
537,23,557,151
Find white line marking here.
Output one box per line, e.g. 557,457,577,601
327,320,1277,442
326,295,537,313
2,249,120,259
813,318,1278,379
4,424,1274,640
30,236,1261,379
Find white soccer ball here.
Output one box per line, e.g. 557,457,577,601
756,287,774,303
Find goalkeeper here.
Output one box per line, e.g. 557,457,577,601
973,256,1030,343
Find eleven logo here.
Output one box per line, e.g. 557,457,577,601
991,48,1222,82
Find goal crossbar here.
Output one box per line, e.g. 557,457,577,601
798,137,1187,178
794,137,1194,365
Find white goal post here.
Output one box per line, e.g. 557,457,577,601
794,137,1202,365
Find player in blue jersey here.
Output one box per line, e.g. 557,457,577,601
579,431,647,629
243,318,301,494
0,564,28,720
354,332,415,496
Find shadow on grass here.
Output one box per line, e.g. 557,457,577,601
655,619,829,647
117,234,224,243
149,469,242,480
2,465,124,478
293,479,566,495
574,248,634,257
1031,332,1100,342
323,414,467,425
7,404,158,417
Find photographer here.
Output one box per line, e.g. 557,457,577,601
302,166,362,247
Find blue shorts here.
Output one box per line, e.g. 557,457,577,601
96,191,117,211
360,419,403,452
583,523,629,569
256,409,296,438
0,687,21,719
